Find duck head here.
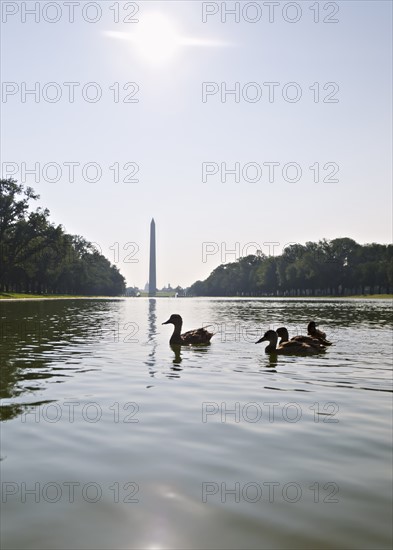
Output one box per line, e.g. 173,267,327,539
307,321,317,332
255,330,277,344
276,327,289,341
162,314,183,327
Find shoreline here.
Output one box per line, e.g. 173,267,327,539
1,293,392,301
0,294,123,301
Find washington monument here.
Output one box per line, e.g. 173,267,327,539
148,218,156,297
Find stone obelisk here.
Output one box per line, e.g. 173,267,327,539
148,218,156,297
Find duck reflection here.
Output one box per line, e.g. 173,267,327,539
165,345,183,379
170,345,182,366
258,354,278,371
166,343,212,379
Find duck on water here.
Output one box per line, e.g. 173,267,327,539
162,314,214,345
307,321,332,345
255,329,326,355
276,327,327,350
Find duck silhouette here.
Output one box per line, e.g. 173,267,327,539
276,327,326,350
162,314,214,345
256,329,325,355
307,321,332,345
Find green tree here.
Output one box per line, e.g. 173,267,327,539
0,180,126,296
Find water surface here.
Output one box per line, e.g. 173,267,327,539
1,298,392,549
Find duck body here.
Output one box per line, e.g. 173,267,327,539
307,321,332,345
163,314,214,345
276,327,326,350
256,330,324,355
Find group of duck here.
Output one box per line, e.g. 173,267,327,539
162,314,332,354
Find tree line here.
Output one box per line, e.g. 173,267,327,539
0,179,126,295
188,238,393,297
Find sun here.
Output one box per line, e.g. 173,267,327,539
104,12,228,66
132,12,179,64
104,12,180,66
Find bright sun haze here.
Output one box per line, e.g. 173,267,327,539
132,12,180,64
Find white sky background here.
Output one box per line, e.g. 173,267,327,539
1,0,392,288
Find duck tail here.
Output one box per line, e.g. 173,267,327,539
202,324,217,336
322,339,332,346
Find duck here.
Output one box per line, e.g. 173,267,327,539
255,330,325,355
307,321,332,345
276,327,326,350
162,314,214,345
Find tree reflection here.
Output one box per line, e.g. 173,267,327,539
0,299,118,421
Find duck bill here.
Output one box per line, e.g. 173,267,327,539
255,337,267,344
162,319,170,325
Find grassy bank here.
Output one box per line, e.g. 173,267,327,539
339,294,392,299
0,293,120,300
137,291,178,298
256,294,393,299
0,292,177,300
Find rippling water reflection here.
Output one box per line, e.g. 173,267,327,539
1,298,392,549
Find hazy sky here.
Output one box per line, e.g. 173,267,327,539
1,0,392,288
